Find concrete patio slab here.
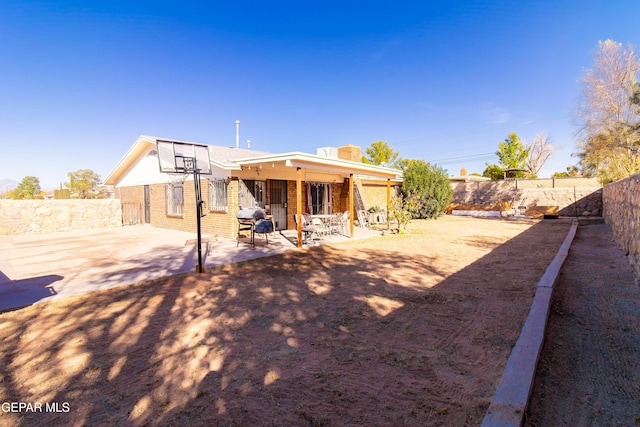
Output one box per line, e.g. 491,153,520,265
0,225,383,311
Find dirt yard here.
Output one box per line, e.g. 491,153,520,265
0,216,572,426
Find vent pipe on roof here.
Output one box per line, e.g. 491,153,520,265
247,139,251,149
235,120,240,149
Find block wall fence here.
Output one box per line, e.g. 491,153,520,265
451,179,603,217
603,172,640,277
0,199,122,235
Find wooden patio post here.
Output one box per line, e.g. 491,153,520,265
349,173,354,238
296,167,303,248
386,178,391,230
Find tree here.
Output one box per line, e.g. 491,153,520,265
401,159,452,219
65,169,102,199
54,183,71,199
11,176,42,199
551,165,581,179
482,164,504,180
575,39,640,183
496,132,529,177
525,133,554,178
361,140,401,168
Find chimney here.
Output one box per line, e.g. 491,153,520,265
460,167,468,177
337,144,361,162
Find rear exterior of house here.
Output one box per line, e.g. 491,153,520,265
106,136,402,239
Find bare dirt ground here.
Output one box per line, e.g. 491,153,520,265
525,222,640,427
0,216,572,427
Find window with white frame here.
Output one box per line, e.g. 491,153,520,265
166,183,184,217
208,179,228,212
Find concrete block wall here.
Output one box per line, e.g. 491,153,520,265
603,172,640,277
0,199,122,235
452,182,603,216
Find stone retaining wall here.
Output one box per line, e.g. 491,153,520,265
603,172,640,276
0,200,122,235
452,181,603,216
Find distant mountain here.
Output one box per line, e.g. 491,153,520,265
0,179,18,191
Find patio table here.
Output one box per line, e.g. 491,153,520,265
309,214,339,235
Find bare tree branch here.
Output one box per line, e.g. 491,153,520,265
574,39,640,182
526,133,554,177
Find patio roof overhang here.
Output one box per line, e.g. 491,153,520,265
230,152,402,180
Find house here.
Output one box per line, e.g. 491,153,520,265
104,136,402,247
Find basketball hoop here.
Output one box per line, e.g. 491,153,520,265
156,140,212,273
175,155,197,173
166,171,188,185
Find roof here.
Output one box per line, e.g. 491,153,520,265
104,135,402,185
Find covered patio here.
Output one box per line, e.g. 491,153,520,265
232,152,402,248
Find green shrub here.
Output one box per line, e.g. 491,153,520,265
401,160,452,219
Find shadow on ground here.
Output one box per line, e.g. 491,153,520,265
0,219,572,426
0,274,62,312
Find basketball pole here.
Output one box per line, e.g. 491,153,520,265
193,166,205,273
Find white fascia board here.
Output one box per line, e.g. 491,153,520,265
357,175,404,184
211,158,241,171
231,152,401,179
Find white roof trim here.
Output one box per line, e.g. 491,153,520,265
230,152,402,179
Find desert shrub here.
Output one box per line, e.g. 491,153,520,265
389,194,421,232
401,160,452,219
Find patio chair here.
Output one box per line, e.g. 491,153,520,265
378,209,387,224
294,214,318,242
331,211,349,236
310,217,331,236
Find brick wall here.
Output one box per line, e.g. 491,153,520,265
361,183,393,211
0,199,122,235
117,186,144,205
603,172,640,277
135,180,239,239
115,177,392,236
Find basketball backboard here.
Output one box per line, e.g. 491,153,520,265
157,140,212,175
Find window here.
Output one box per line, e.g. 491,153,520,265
239,179,266,208
166,183,184,217
208,179,228,212
306,183,334,214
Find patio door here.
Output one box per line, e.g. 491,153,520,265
269,180,287,231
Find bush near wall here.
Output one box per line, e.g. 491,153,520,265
0,199,122,235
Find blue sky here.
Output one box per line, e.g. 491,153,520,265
1,0,639,188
